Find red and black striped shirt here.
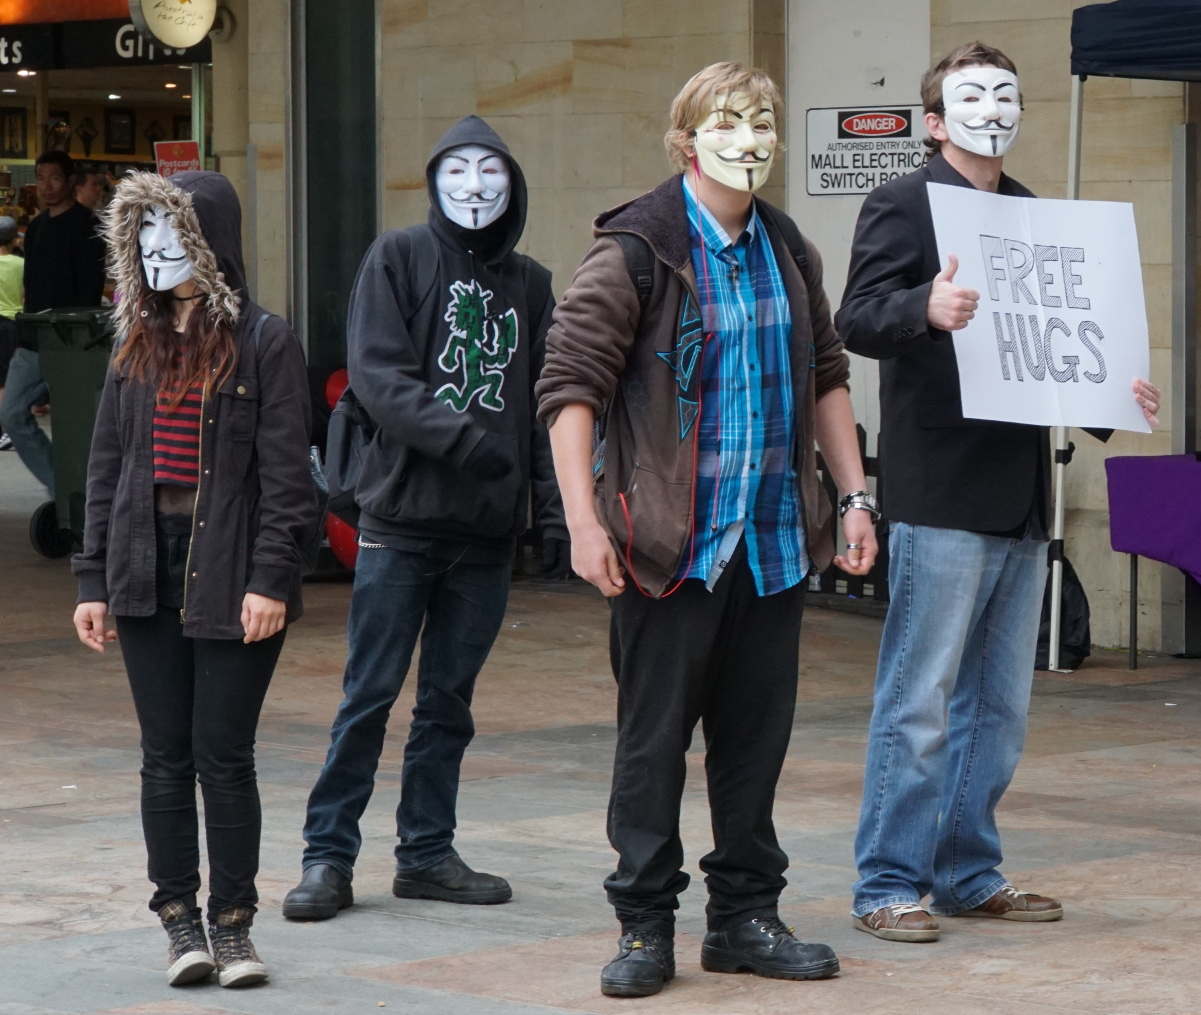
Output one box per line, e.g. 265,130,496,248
153,382,203,487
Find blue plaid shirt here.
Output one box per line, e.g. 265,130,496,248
675,177,808,596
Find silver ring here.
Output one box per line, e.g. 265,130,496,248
846,543,862,550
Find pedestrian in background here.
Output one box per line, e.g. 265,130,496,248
0,150,105,496
75,170,113,213
72,170,315,989
0,215,23,452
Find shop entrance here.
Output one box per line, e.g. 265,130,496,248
0,11,211,223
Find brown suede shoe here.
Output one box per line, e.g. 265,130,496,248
853,904,940,942
951,884,1063,922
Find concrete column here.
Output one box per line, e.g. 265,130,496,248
210,0,250,249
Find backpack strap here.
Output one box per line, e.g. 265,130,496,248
756,202,816,292
251,311,272,351
614,231,655,317
402,225,440,323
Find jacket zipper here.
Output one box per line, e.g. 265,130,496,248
179,384,207,623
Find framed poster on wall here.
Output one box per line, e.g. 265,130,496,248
0,108,28,159
104,108,136,155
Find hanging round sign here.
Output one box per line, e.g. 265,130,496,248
129,0,218,50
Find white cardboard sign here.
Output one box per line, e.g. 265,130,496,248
927,182,1151,433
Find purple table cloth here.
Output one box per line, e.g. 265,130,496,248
1105,454,1201,585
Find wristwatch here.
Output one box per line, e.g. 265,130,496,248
839,490,881,521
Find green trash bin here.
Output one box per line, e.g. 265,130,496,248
15,307,114,558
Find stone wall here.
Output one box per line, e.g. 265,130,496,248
932,0,1181,650
377,0,786,289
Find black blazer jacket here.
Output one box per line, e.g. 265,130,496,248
836,152,1057,533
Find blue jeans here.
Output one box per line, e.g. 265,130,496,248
0,348,54,496
852,522,1047,917
301,543,510,875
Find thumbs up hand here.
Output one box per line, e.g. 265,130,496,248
926,254,980,332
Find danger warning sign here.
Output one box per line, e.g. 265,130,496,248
806,105,930,196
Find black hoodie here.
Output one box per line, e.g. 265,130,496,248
347,116,565,557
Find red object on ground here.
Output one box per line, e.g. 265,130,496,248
324,367,350,410
326,512,359,571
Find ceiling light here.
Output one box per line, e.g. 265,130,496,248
178,64,191,69
165,82,177,89
1,89,14,94
182,94,191,99
108,94,121,100
16,70,35,77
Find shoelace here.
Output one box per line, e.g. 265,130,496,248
757,917,797,939
997,885,1031,903
166,918,207,956
210,926,256,964
890,903,926,915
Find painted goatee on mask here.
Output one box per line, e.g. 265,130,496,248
139,204,194,291
435,144,512,230
693,91,777,192
941,66,1022,158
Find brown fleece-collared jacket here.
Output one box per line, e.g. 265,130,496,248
535,176,851,597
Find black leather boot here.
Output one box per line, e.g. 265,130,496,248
600,931,675,997
281,863,354,921
392,853,511,904
701,917,839,980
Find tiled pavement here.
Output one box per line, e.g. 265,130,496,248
1,451,1200,1014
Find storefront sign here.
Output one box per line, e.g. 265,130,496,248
0,24,56,71
927,183,1151,433
155,140,200,176
805,105,929,196
60,19,211,67
130,0,217,50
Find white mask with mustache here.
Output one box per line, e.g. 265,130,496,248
435,145,511,230
941,66,1022,158
693,91,777,192
139,204,194,291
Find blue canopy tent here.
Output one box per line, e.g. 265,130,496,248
1053,1,1201,665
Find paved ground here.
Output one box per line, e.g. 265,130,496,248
2,446,1200,1014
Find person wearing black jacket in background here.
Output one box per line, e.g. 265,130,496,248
72,171,315,988
837,43,1161,944
0,150,106,495
283,115,567,921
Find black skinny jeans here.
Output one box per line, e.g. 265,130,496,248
115,513,285,920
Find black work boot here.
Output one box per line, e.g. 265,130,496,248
701,916,839,980
601,931,676,997
208,907,268,988
392,853,511,905
282,863,354,921
160,900,215,986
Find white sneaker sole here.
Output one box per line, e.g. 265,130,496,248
852,916,940,942
951,908,1064,922
167,950,216,985
218,960,268,988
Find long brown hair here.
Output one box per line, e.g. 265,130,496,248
114,289,236,408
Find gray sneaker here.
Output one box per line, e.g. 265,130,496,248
208,907,268,987
160,900,215,986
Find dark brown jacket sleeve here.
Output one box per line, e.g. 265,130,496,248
535,234,642,427
805,238,852,400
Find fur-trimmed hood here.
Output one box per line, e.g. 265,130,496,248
102,170,246,342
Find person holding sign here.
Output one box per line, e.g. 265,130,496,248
836,42,1160,943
